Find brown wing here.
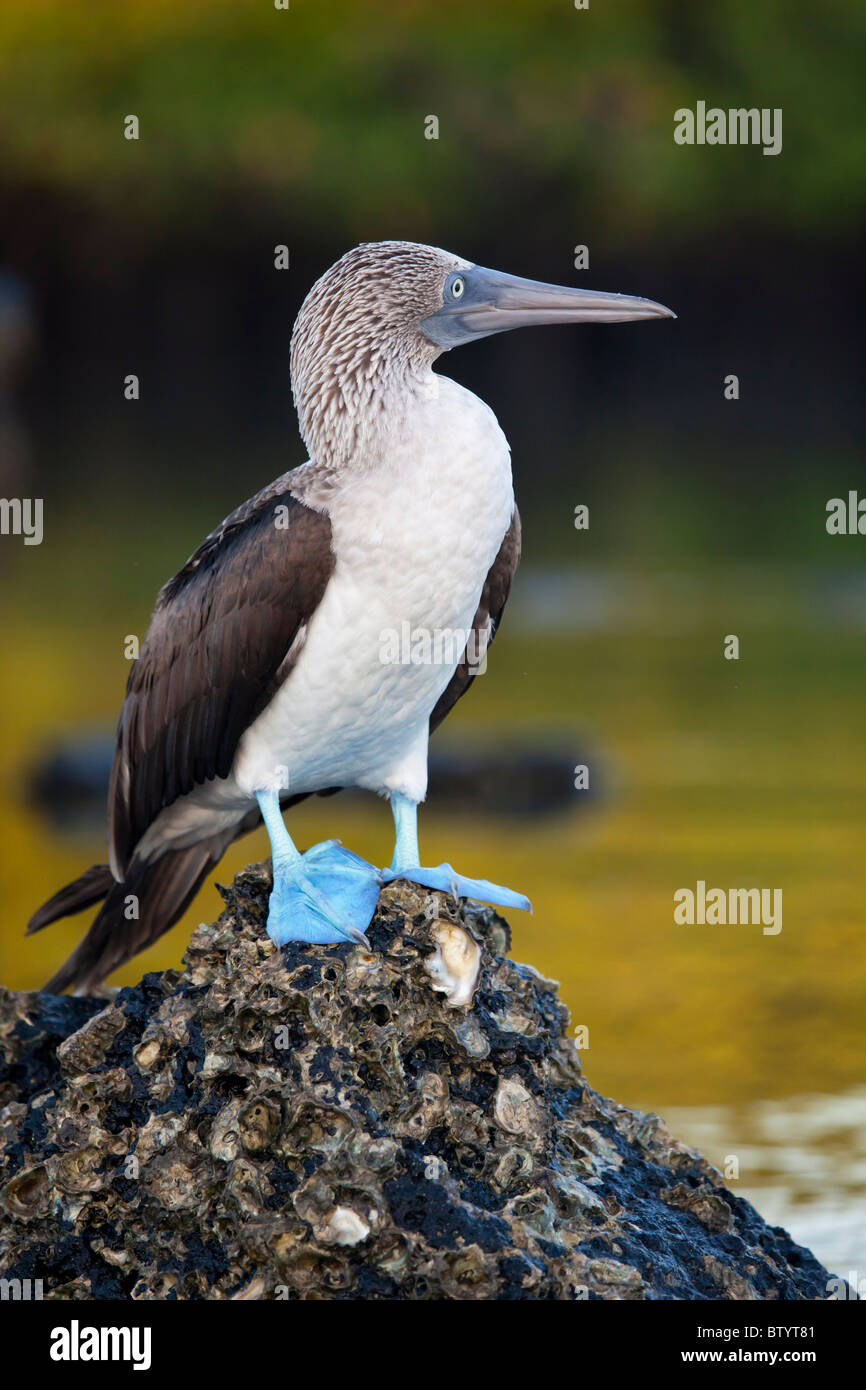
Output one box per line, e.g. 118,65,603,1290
429,506,521,734
109,475,335,877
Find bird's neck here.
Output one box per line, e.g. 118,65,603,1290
293,349,442,476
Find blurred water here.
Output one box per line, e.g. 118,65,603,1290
665,1088,866,1279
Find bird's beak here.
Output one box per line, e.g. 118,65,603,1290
421,265,676,349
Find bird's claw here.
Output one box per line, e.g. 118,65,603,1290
380,861,532,913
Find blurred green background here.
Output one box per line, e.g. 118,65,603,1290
0,0,864,1270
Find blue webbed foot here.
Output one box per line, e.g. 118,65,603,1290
267,840,382,948
380,862,531,914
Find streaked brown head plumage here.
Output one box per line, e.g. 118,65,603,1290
290,241,467,467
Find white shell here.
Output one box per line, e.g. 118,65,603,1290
324,1206,371,1246
424,922,482,1008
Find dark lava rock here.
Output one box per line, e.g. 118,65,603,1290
0,863,838,1300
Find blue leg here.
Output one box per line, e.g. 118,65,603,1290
380,793,531,913
256,790,381,948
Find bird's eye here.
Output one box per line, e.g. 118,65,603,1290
450,276,465,300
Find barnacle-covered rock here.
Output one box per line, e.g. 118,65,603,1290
0,862,841,1300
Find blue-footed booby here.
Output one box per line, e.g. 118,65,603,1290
30,242,674,992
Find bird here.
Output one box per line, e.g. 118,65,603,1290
29,241,674,992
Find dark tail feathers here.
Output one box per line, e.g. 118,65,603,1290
28,793,326,993
30,846,223,995
27,864,114,935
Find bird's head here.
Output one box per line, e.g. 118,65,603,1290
291,240,674,467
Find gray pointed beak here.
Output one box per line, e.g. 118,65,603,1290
422,265,676,349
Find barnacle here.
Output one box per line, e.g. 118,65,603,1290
424,921,481,1007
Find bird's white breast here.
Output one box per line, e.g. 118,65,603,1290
233,374,514,802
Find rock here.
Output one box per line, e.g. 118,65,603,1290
0,863,838,1300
